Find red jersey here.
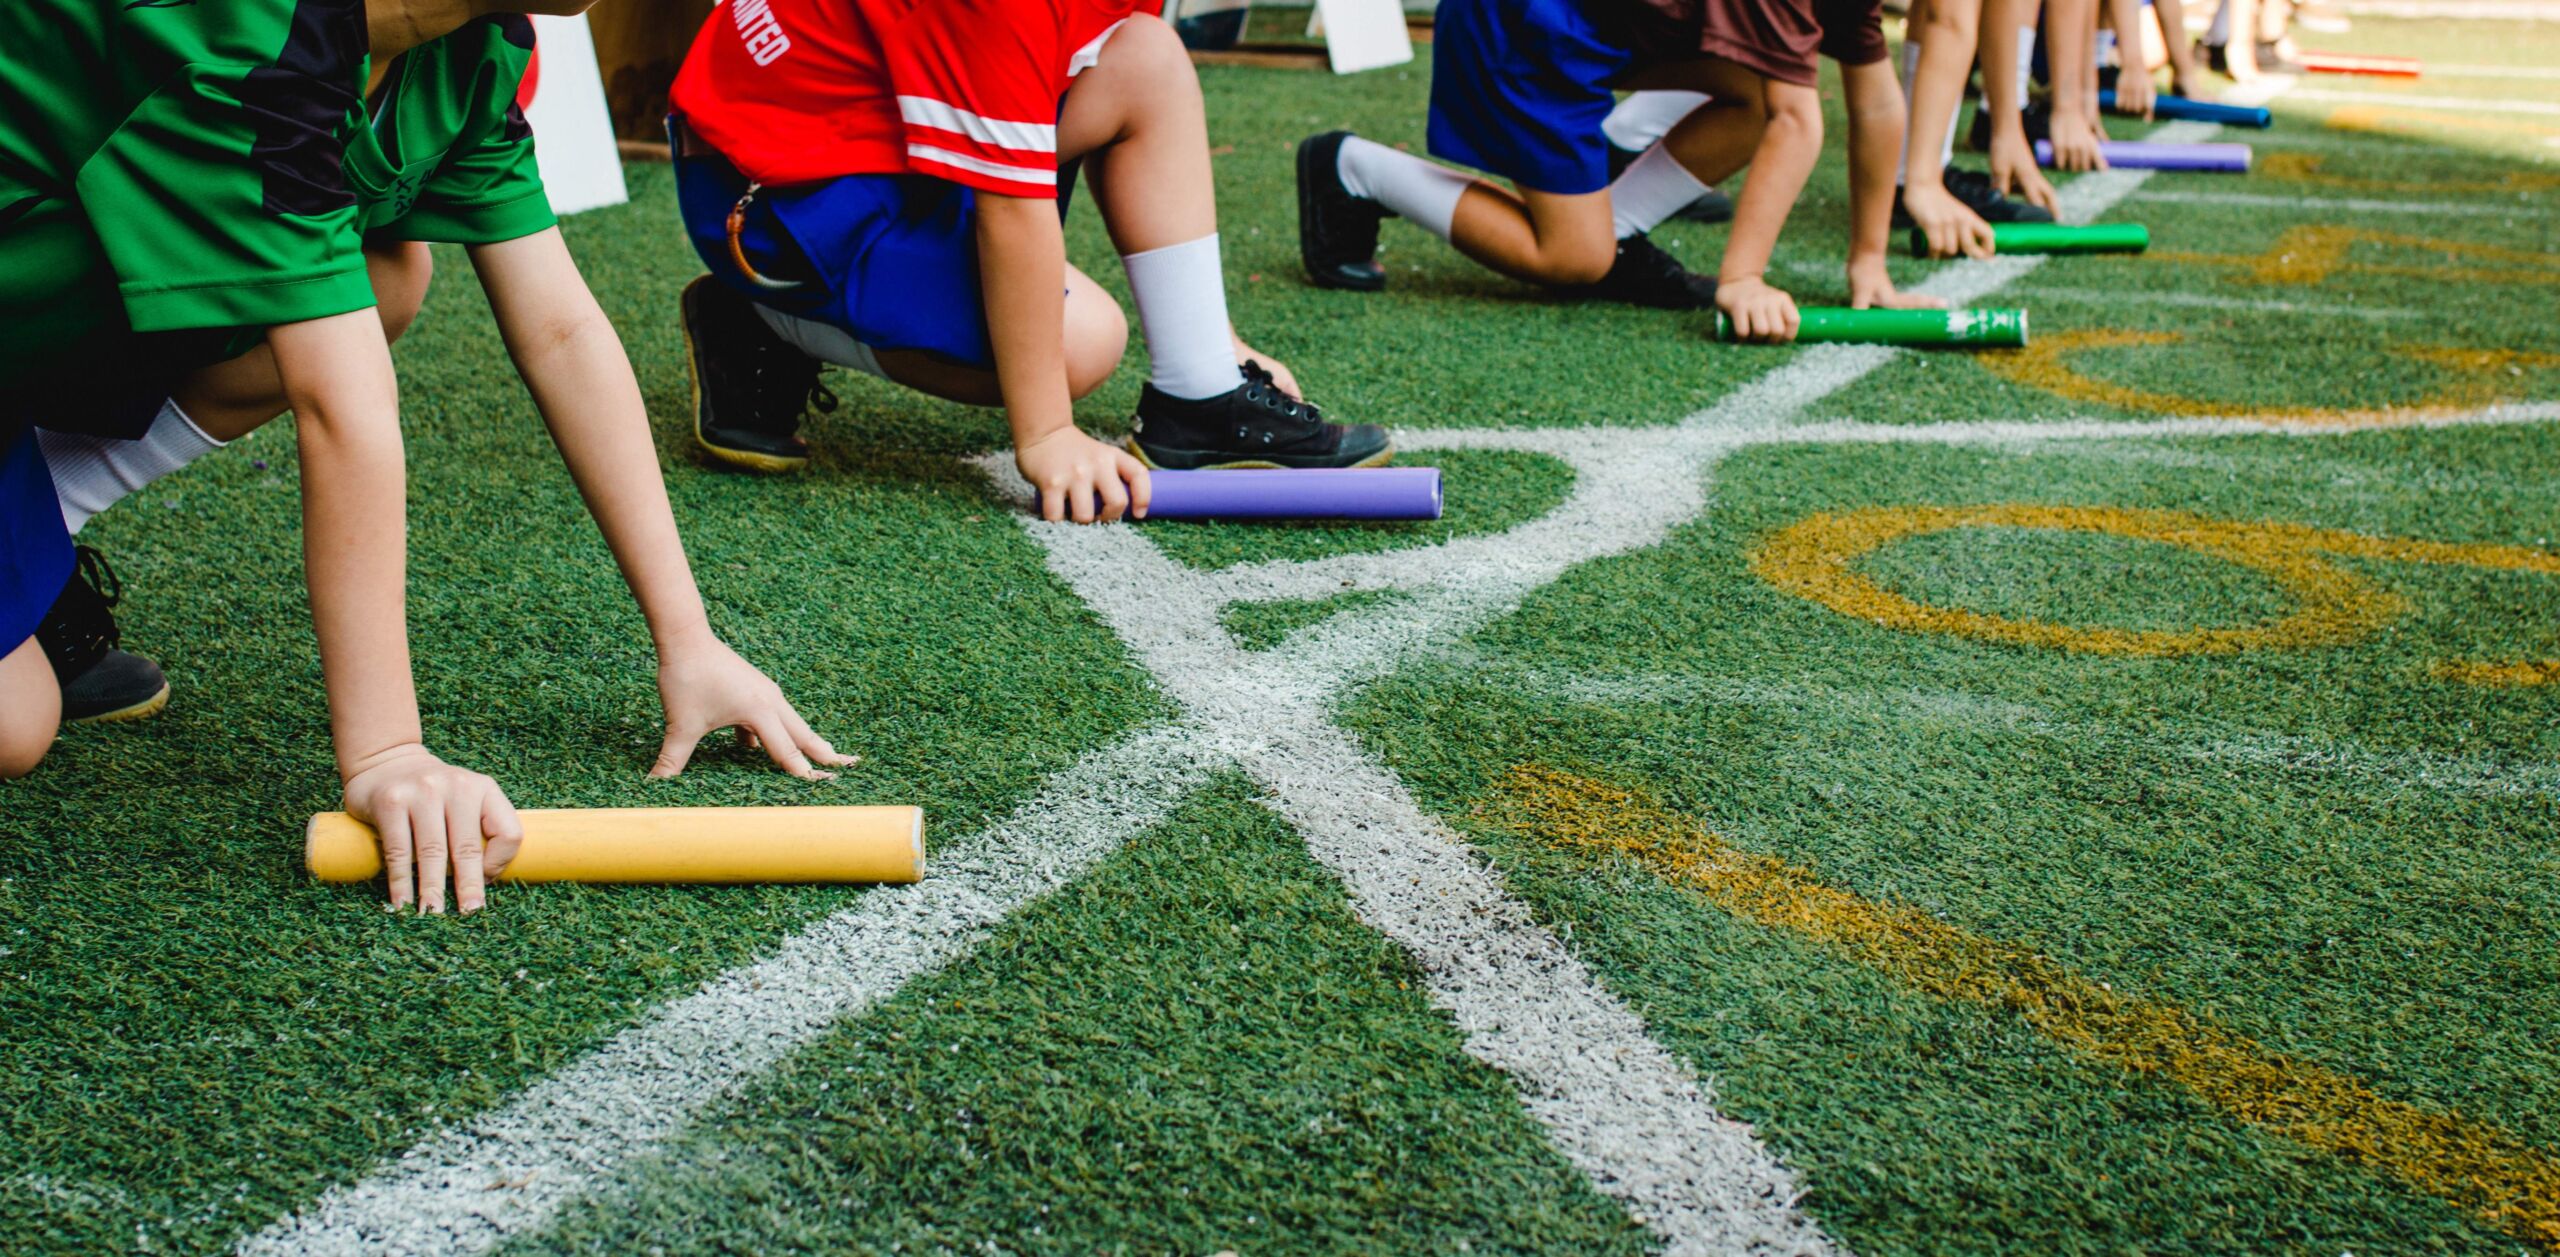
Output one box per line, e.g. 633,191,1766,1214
670,0,1139,197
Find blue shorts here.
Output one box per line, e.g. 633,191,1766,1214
675,137,997,370
1428,0,1638,195
0,430,72,658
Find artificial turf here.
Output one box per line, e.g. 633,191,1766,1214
2,8,2556,1254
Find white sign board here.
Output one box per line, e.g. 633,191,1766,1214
523,13,629,217
1313,0,1414,74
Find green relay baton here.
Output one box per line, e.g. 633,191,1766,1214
1714,306,2029,347
1907,221,2151,257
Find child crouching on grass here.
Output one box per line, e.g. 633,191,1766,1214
667,0,1391,525
1296,0,1991,342
2,0,849,914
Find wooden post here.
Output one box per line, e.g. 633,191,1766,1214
586,0,717,141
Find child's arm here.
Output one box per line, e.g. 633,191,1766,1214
464,228,854,779
1892,0,1999,261
1980,0,2064,213
1715,78,1824,342
270,310,522,915
2044,0,2112,170
976,193,1149,523
1840,61,1954,307
2107,0,2156,117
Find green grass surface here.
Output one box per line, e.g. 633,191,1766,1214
4,9,2558,1254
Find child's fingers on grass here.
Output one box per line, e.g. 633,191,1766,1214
749,715,827,780
415,806,450,915
379,810,416,910
483,791,523,878
1040,486,1066,522
448,797,487,915
649,726,703,779
778,703,854,769
1097,468,1130,523
1120,453,1151,519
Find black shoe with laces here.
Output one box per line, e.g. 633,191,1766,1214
1967,99,2053,152
1128,361,1393,470
681,276,838,473
35,546,169,725
1893,166,2058,227
1562,233,1718,311
1297,131,1389,293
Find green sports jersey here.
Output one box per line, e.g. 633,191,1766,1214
0,3,553,446
352,16,557,245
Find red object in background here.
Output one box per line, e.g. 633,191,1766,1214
518,42,543,109
2297,51,2421,77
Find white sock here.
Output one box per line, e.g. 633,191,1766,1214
1119,234,1245,401
2018,27,2038,97
38,399,225,533
754,304,889,380
2096,28,2118,67
1602,90,1710,152
2206,0,2232,45
1607,144,1711,239
1334,136,1471,241
1896,40,1924,185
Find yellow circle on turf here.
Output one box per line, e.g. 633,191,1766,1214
1750,504,2407,657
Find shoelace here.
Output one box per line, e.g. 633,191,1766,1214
1239,362,1323,434
72,545,121,611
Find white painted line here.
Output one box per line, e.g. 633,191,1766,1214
232,83,2329,1257
236,724,1225,1257
2007,283,2426,318
2288,88,2560,115
2128,187,2553,216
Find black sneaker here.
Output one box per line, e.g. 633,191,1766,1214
681,276,837,473
35,547,169,725
1561,233,1718,310
1297,131,1389,293
1606,144,1735,223
1895,167,2057,227
1967,100,2052,152
1128,361,1392,470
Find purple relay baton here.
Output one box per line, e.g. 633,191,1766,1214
1140,468,1444,521
2034,139,2252,171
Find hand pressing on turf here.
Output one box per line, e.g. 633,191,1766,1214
1018,425,1150,524
650,636,856,780
1900,182,1998,260
2111,68,2157,120
1716,276,1800,343
1987,127,2063,218
343,744,522,915
1233,332,1302,400
1848,256,1947,311
2046,107,2110,172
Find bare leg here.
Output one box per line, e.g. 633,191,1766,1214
0,635,60,779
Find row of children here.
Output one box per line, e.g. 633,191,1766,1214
1290,0,2280,339
0,0,2234,911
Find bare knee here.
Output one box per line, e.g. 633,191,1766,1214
1101,14,1199,98
1065,287,1130,399
366,241,435,344
1540,236,1620,286
0,641,59,779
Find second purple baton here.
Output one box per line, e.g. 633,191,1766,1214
2034,139,2252,172
1139,467,1444,521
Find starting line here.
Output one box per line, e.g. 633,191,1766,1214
226,79,2551,1257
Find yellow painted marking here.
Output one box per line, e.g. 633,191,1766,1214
1750,504,2560,674
2433,659,2560,687
2328,103,2560,141
2258,152,2560,197
1488,765,2560,1249
1975,328,2560,426
2156,225,2560,288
